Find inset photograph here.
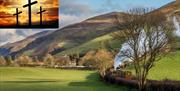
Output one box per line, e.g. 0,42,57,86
0,0,59,28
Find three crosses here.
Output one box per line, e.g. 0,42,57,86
13,0,46,27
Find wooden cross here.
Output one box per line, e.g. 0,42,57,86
13,8,22,26
37,6,46,26
23,0,38,26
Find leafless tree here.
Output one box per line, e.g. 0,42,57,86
113,8,174,91
43,54,55,67
0,56,6,66
80,49,113,77
15,55,33,66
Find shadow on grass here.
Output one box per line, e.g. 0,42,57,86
1,78,62,83
17,78,61,81
68,72,101,87
68,72,135,91
1,80,61,83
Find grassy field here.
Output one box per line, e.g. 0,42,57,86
0,52,179,91
148,51,180,80
0,67,130,91
125,51,180,80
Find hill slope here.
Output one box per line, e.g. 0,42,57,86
7,12,127,57
0,1,180,57
0,31,53,56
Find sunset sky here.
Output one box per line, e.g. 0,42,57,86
0,0,59,26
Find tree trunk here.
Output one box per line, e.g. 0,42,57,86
138,79,147,91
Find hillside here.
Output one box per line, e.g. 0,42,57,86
0,0,180,58
0,31,53,56
151,0,180,14
3,12,127,57
123,50,180,80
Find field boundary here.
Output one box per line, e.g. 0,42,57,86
103,72,180,91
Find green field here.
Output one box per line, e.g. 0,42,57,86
0,51,179,91
126,51,180,80
0,67,130,91
148,51,180,80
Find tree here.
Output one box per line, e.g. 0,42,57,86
55,56,71,66
6,56,13,66
80,49,113,77
69,53,81,66
43,54,55,67
94,49,114,77
0,56,6,66
113,8,174,91
80,50,97,67
15,55,33,66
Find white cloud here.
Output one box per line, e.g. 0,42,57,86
0,29,24,46
59,0,98,28
0,29,39,46
59,14,86,28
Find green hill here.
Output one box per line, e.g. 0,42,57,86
55,33,123,56
0,0,179,58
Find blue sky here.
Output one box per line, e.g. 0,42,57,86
66,0,175,12
60,0,175,27
75,0,175,8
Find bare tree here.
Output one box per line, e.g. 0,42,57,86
80,49,113,77
43,54,55,67
94,49,114,77
15,55,33,66
5,56,13,66
0,56,6,66
113,8,174,91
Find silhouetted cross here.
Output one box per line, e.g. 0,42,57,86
37,6,46,26
13,8,22,26
23,0,38,26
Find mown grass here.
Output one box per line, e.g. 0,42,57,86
0,67,130,91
